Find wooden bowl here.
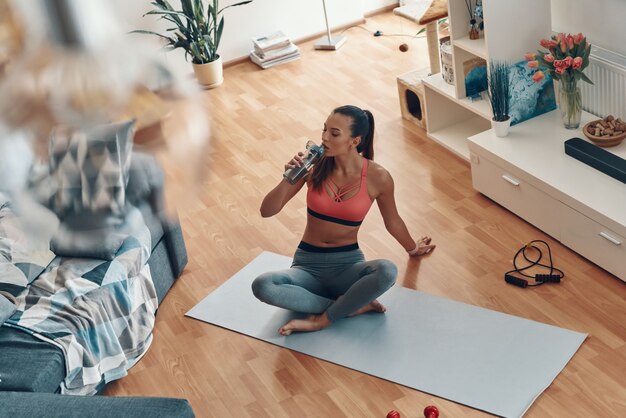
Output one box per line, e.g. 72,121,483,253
583,120,626,147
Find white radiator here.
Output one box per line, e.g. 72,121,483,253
581,45,626,118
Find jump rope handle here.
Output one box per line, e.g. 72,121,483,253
505,274,528,288
504,240,564,288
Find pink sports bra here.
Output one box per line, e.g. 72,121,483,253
306,158,373,226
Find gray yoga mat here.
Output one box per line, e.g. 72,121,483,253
186,252,587,418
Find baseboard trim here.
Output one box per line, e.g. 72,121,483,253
223,55,250,68
293,18,367,46
364,3,398,18
224,17,366,68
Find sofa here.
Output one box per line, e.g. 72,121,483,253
0,122,193,415
0,391,195,418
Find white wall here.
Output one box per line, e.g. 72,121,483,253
126,0,397,79
219,0,362,62
551,0,626,57
221,0,395,61
219,0,397,61
125,0,626,80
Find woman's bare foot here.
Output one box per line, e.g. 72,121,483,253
278,313,331,336
349,299,386,317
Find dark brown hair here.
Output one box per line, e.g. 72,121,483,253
310,105,375,190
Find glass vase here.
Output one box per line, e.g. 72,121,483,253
469,23,480,40
559,77,582,129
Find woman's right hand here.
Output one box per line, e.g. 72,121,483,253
262,152,309,217
284,152,305,172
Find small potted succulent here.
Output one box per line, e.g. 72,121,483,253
487,60,511,137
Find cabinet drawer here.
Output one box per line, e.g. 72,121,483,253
470,153,560,238
559,204,626,281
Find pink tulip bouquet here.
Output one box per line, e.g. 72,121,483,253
525,33,593,84
525,33,593,128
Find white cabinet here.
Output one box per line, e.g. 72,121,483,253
413,1,626,281
559,204,626,279
422,0,553,160
468,110,626,282
470,153,561,239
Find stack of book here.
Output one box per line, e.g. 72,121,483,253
250,31,300,69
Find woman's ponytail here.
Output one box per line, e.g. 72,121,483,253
358,109,375,160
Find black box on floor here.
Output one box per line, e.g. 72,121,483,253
564,137,626,185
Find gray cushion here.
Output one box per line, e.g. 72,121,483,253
50,210,126,261
0,391,195,418
148,237,176,304
51,203,150,261
164,221,187,279
0,327,65,393
47,120,135,219
125,151,164,207
137,202,165,250
0,294,16,325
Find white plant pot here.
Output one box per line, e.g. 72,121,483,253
192,57,223,88
491,117,511,137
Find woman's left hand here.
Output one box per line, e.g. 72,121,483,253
408,236,436,256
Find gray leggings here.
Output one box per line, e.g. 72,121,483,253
251,245,397,321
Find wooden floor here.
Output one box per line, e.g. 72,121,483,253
105,12,626,418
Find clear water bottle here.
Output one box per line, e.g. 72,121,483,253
283,140,325,185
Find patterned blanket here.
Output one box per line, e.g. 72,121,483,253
0,194,157,395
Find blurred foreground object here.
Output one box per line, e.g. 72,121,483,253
0,0,210,217
0,0,24,76
1,0,149,132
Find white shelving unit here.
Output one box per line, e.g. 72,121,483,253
422,0,553,160
453,36,486,60
415,1,626,282
468,110,626,282
423,72,490,160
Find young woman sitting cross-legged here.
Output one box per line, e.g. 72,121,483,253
252,105,436,336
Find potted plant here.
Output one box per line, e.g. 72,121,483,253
487,60,511,137
133,0,253,88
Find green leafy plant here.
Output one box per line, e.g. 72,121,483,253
133,0,253,64
487,60,511,122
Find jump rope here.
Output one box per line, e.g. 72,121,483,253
504,240,565,288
